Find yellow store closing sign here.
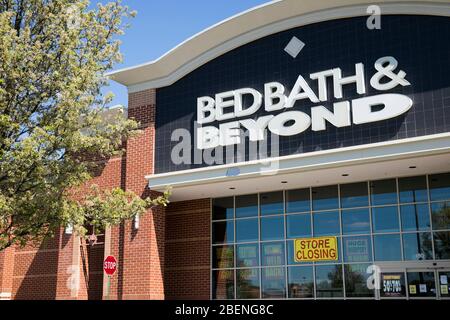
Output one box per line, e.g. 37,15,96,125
294,236,338,262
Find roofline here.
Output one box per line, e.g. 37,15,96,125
107,0,450,91
107,0,282,77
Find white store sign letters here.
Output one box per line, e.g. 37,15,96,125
196,56,412,149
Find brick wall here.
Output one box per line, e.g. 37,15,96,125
165,199,211,299
107,88,167,300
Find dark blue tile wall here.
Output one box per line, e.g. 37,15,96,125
155,15,450,174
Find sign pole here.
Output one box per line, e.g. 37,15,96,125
103,255,117,300
106,275,111,300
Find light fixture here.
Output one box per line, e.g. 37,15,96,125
134,214,140,230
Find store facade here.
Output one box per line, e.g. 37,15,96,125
113,0,450,300
1,0,449,300
109,0,450,300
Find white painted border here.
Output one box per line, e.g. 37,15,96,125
147,132,450,189
108,1,450,91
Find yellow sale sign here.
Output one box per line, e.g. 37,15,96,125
294,236,338,262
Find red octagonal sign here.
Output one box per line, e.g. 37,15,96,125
103,255,117,276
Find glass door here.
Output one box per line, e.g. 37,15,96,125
437,271,450,299
406,270,437,299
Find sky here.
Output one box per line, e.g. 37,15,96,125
96,0,271,108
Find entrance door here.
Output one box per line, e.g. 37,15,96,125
437,270,450,299
406,270,437,298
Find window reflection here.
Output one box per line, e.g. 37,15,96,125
429,173,450,201
342,208,370,235
288,266,314,298
433,231,450,259
212,197,234,220
372,206,399,233
400,204,430,231
431,201,450,230
313,211,340,236
236,244,259,267
312,185,338,211
340,182,369,208
260,191,283,215
236,268,260,299
286,188,310,213
236,218,258,243
260,216,284,241
398,176,428,203
213,245,234,268
402,233,432,260
315,265,343,298
236,194,258,218
374,234,402,261
262,267,286,298
370,179,397,206
344,264,374,297
261,242,285,266
212,270,234,299
287,214,311,238
212,220,234,244
343,236,372,262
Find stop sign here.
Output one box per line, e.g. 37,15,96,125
103,255,117,276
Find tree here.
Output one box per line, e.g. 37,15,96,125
0,0,170,250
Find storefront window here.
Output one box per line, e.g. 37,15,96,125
342,208,370,235
236,244,259,267
370,179,397,206
212,173,450,299
236,268,260,299
261,242,284,266
312,185,338,211
212,270,234,299
340,182,369,208
438,272,450,298
260,191,283,215
344,264,374,297
374,234,402,261
315,265,343,298
433,231,450,259
288,266,314,298
431,201,450,230
212,220,234,244
407,272,436,297
236,218,258,243
402,233,433,260
398,175,428,203
343,236,372,262
212,197,234,220
400,204,431,231
429,173,450,201
262,267,286,298
313,211,340,236
236,194,258,218
286,213,311,238
372,206,400,233
286,188,310,213
260,216,284,241
213,245,234,268
380,273,406,298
